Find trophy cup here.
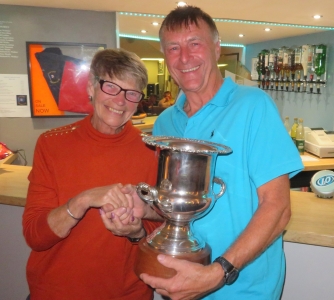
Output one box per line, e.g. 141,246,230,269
135,136,232,278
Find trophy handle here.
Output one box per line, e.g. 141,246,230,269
136,182,158,204
213,177,226,199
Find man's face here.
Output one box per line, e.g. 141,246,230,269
161,20,221,95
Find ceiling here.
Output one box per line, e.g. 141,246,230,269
1,0,334,45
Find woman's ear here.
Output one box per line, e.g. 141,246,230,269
87,75,95,100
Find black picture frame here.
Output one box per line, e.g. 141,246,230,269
26,41,106,117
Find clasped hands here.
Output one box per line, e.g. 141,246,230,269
97,183,147,238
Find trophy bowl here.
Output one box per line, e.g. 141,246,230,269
134,136,232,278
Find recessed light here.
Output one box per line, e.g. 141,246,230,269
141,30,147,33
239,34,244,37
313,15,322,19
177,2,187,7
152,22,159,26
264,28,271,32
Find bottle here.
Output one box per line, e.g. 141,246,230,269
308,45,316,93
284,116,290,135
256,55,262,88
294,46,303,92
314,44,327,93
269,48,278,89
296,118,305,155
290,118,299,145
261,49,269,89
278,46,286,90
301,45,309,92
283,48,292,91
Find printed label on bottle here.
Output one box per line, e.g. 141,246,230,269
316,49,323,54
295,53,301,64
296,139,305,153
269,54,275,63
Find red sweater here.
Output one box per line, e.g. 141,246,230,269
23,115,159,300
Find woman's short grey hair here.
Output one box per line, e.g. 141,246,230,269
90,48,148,90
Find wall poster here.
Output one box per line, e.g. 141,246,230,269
26,42,106,117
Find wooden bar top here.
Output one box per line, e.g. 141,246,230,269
133,116,157,132
284,191,334,247
302,152,334,171
1,154,334,248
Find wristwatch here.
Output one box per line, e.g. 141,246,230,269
213,256,239,285
126,227,147,243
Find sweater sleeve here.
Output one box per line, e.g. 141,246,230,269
22,136,64,251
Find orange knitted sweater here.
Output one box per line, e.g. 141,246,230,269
23,115,159,300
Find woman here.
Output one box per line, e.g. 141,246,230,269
23,49,161,300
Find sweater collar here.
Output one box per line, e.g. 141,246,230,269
78,114,140,145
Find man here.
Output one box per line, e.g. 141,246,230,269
139,6,304,300
158,91,175,108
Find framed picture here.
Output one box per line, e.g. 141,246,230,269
158,59,164,75
26,42,106,117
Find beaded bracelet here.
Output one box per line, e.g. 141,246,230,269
66,199,82,221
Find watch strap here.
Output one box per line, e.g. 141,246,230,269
213,256,239,285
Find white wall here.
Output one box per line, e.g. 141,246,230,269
0,205,30,299
282,242,334,300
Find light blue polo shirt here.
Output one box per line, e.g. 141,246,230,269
153,77,303,299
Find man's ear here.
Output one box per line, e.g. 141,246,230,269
215,40,221,61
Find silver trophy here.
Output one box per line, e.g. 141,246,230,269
135,136,232,278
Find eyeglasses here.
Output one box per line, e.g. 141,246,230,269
97,79,144,103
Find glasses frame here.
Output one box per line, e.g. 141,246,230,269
97,78,145,103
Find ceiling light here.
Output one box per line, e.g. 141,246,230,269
264,28,271,32
141,30,147,33
239,34,244,37
177,2,187,7
313,15,322,19
152,22,159,26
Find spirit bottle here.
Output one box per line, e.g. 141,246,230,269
314,44,327,93
296,118,305,155
301,45,309,92
261,49,270,89
256,55,262,88
278,47,286,91
269,48,278,90
307,45,316,93
283,48,292,91
290,118,299,145
294,46,303,92
273,48,281,90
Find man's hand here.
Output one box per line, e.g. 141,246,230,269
140,255,224,300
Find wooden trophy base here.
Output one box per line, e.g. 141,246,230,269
134,239,211,279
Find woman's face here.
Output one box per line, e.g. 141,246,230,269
88,75,140,135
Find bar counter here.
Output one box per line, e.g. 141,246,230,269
1,154,334,248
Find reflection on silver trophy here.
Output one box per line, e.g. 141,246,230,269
135,136,232,278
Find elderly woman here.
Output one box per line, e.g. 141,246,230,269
23,49,161,300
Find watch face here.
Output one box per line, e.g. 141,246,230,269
226,269,239,285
